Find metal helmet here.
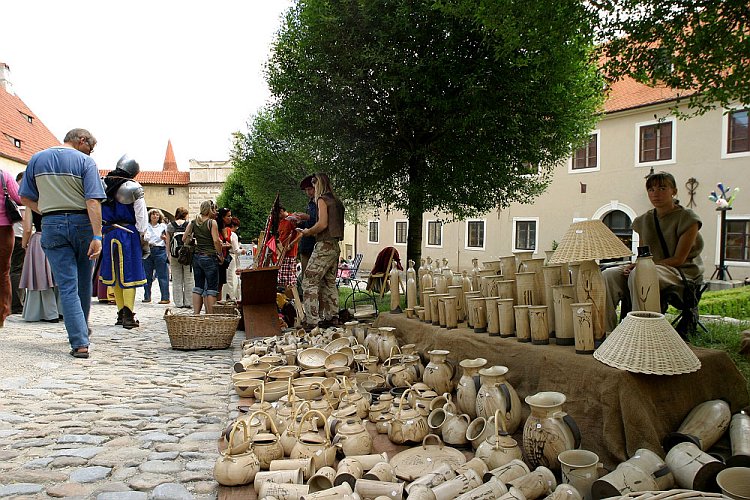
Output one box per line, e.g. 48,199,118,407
115,180,144,205
115,154,140,178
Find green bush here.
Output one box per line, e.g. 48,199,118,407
667,286,750,320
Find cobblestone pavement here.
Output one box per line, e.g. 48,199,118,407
0,294,242,499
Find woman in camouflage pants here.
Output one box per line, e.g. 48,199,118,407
298,173,345,330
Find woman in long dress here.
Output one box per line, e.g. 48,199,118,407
20,208,59,322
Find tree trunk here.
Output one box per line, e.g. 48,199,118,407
406,155,425,275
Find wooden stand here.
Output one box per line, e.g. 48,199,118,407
240,267,280,338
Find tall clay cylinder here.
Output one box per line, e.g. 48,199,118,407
543,265,563,334
465,291,482,328
571,302,594,354
729,412,750,467
496,280,515,300
422,287,435,322
498,299,516,338
664,399,731,452
514,305,530,342
525,258,547,307
575,260,606,341
485,297,501,336
515,272,536,306
633,246,661,313
528,306,550,345
552,284,576,346
443,296,459,329
500,256,517,282
470,297,488,333
430,293,448,326
448,285,466,322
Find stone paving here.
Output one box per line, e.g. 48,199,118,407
0,294,242,499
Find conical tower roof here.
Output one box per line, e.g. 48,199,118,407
163,140,178,172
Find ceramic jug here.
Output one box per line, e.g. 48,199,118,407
247,410,284,470
406,260,418,310
388,388,429,444
423,349,455,395
633,246,660,313
456,357,487,418
214,420,261,486
523,391,581,471
376,327,399,363
664,399,731,451
428,401,470,446
475,409,524,469
475,365,522,433
334,418,373,456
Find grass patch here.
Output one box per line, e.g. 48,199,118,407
687,318,750,392
338,285,405,313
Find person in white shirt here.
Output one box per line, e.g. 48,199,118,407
143,209,170,304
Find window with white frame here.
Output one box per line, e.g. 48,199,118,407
368,220,379,243
394,220,407,245
636,118,675,165
426,220,443,247
571,132,599,171
728,109,749,155
726,218,750,262
465,220,485,250
513,218,538,252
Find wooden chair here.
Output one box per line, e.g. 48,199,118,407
367,247,397,299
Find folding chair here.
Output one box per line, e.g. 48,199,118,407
367,248,396,299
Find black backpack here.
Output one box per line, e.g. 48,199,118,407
169,220,189,258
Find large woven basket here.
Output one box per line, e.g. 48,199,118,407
164,308,240,350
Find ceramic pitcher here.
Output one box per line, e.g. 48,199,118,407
523,391,581,471
457,357,487,418
475,365,522,433
424,350,455,395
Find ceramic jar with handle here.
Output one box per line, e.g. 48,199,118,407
456,357,487,419
523,391,581,472
334,418,373,456
213,420,261,486
423,349,455,395
388,388,429,445
476,409,524,469
428,401,470,446
376,327,399,362
291,409,337,470
475,365,522,433
248,410,284,470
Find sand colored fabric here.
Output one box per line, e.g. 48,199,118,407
373,313,749,469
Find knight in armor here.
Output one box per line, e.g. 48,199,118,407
99,155,148,329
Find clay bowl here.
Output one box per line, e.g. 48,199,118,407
324,352,349,370
231,370,267,385
298,348,329,370
234,378,263,398
254,380,289,402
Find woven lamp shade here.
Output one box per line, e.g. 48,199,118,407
548,219,632,264
594,311,701,375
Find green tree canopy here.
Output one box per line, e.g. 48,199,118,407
266,0,604,265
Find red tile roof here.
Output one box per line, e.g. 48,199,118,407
605,75,696,114
0,65,60,164
98,169,191,186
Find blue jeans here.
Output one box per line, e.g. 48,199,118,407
40,214,94,349
192,253,219,297
143,246,169,301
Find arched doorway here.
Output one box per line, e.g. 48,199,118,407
603,210,633,250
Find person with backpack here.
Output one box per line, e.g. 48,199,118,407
165,207,194,308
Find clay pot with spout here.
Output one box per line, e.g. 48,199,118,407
423,349,455,395
280,401,313,456
476,409,524,469
523,391,581,471
248,410,284,470
291,409,337,470
339,378,370,419
466,413,498,450
475,365,522,433
457,358,487,419
388,388,429,445
334,418,373,456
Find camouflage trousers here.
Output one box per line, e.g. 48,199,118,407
302,240,340,325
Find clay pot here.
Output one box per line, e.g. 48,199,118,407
571,302,594,354
405,463,455,494
308,466,336,493
334,418,373,457
543,265,563,334
248,410,284,470
523,391,581,471
448,285,466,323
466,414,496,450
335,457,364,489
559,449,602,500
515,271,537,306
456,357,487,419
552,285,575,346
301,482,356,499
422,287,436,322
529,305,550,345
291,410,337,470
455,477,508,500
485,296,501,335
345,452,389,470
497,298,516,338
363,462,395,482
716,467,750,500
469,297,487,333
375,327,399,362
432,469,483,500
407,260,418,310
545,484,583,500
475,365,522,433
213,421,261,486
258,482,309,499
254,468,304,494
464,291,482,328
354,479,404,500
514,305,531,342
633,246,661,313
664,399,731,451
388,388,429,445
442,295,458,329
269,458,314,481
423,350,455,395
475,409,524,470
428,402,470,446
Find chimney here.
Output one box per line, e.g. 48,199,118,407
0,62,14,95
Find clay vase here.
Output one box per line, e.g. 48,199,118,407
523,391,581,472
529,305,550,345
429,293,449,326
483,459,531,484
729,412,750,467
457,357,487,418
423,349,455,395
422,287,435,323
496,279,515,300
571,303,594,354
633,246,660,313
448,285,466,322
475,365,522,433
500,256,517,282
497,298,516,338
575,260,606,341
525,258,547,306
442,296,458,329
559,449,602,500
514,305,531,342
664,399,731,451
665,442,726,491
552,285,576,346
471,258,481,292
469,297,487,333
376,327,399,363
434,271,448,295
464,291,482,328
390,265,402,313
475,409,524,469
417,258,427,302
462,270,473,294
406,260,418,310
543,265,563,334
515,272,537,306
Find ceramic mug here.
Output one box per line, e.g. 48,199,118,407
559,449,602,500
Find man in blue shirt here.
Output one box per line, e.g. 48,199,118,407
20,128,106,359
295,175,318,275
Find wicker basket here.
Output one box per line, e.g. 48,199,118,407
609,489,726,499
164,308,240,350
213,301,241,316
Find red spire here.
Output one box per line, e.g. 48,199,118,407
163,140,178,172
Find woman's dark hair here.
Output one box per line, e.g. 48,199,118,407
217,207,231,230
174,207,188,220
645,171,677,190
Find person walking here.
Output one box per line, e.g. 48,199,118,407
142,209,170,304
299,173,344,330
165,207,194,308
99,155,148,328
19,128,105,358
0,168,23,327
182,200,224,313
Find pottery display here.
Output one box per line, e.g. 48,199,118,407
523,391,581,471
633,246,660,313
423,349,455,395
664,399,731,451
475,365,522,433
456,357,487,418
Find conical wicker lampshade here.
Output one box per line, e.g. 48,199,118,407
594,311,701,375
548,219,632,264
